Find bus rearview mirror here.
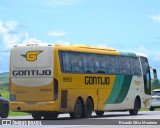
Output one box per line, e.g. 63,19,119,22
153,69,157,79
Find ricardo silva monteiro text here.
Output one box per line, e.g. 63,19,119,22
119,120,158,125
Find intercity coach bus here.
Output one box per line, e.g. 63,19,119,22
10,43,157,119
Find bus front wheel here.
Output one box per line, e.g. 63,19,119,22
129,98,140,115
70,99,82,119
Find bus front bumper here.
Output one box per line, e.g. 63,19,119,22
10,101,58,112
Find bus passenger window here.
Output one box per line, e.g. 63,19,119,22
83,53,94,73
130,57,141,75
107,55,119,74
119,56,130,74
62,52,71,72
71,53,83,72
94,54,106,73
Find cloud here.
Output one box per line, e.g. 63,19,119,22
0,20,28,50
150,14,160,22
48,30,67,36
0,20,49,51
0,19,48,73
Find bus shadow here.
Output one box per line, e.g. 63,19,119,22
41,113,147,120
91,113,146,119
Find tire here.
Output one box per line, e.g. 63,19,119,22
83,98,93,118
70,99,82,119
32,112,43,119
43,112,58,120
149,107,155,111
129,99,139,115
1,104,9,118
95,111,104,117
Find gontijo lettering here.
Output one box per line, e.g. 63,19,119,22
85,76,110,85
12,70,51,76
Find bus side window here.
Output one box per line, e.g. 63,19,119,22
107,55,119,74
62,52,71,72
130,57,141,75
71,52,83,73
83,53,94,73
119,56,130,74
94,54,106,73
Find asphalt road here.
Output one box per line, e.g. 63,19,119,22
1,111,160,128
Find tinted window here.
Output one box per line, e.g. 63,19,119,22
61,52,71,72
94,54,107,73
141,57,149,75
130,57,141,75
83,53,94,73
107,55,119,74
71,52,83,72
119,56,130,74
141,57,151,95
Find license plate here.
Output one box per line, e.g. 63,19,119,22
27,102,36,106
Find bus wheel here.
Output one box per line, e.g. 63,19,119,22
70,99,82,119
43,112,58,120
95,111,104,117
149,107,155,111
129,98,139,115
1,104,9,118
83,98,93,118
32,112,42,119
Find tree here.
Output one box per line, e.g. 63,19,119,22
152,78,160,86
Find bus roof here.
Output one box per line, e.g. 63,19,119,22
12,43,143,57
55,44,117,51
55,44,138,57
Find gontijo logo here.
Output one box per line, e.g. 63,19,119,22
21,51,43,61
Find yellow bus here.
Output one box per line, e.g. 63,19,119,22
10,44,156,119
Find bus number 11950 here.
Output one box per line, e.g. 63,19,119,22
63,77,72,82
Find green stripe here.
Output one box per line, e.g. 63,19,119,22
104,75,132,104
114,75,132,103
104,75,124,104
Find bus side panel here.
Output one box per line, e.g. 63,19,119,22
102,76,147,111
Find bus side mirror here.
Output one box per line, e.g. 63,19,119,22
153,69,157,79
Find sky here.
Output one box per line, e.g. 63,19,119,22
0,0,160,77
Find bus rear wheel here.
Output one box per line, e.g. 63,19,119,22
129,98,140,115
70,99,82,119
32,112,43,119
95,111,104,117
83,98,93,118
